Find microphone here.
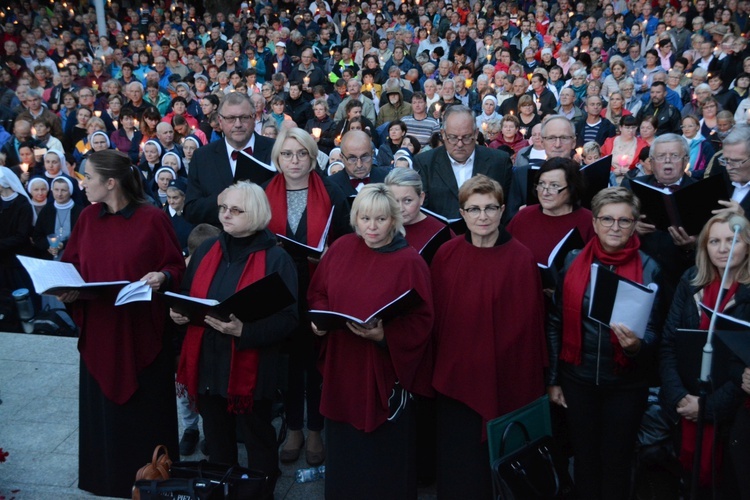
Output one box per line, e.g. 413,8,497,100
728,214,748,233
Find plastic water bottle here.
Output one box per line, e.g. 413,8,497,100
13,289,35,333
295,465,325,483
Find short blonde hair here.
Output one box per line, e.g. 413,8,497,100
350,183,405,238
219,181,272,232
271,127,319,172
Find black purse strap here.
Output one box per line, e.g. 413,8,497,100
498,420,532,457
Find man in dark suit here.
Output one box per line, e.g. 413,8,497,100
714,126,750,214
507,115,576,219
184,92,275,226
621,133,698,308
327,129,390,199
414,105,513,221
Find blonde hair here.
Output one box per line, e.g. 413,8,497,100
350,183,405,238
693,213,750,287
219,181,272,232
271,127,319,172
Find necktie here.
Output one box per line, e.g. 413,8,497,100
350,177,370,189
231,147,253,160
654,182,678,193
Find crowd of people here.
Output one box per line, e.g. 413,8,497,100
4,0,750,498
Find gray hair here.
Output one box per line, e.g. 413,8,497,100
384,167,424,196
650,133,690,158
441,105,476,132
721,124,750,151
541,114,575,137
218,91,255,115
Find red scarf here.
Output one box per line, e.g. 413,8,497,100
266,172,332,247
176,241,265,413
561,235,642,368
699,279,739,329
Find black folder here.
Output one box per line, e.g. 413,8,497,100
161,272,295,327
420,207,467,235
537,227,585,288
275,208,335,259
418,225,453,265
675,329,732,394
579,155,612,209
525,166,541,206
308,288,422,331
630,174,729,235
235,150,277,185
715,329,750,366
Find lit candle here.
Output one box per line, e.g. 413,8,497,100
435,103,441,113
273,62,278,71
526,73,533,81
48,236,59,249
486,53,492,61
251,59,257,67
20,163,29,173
112,120,118,129
465,78,473,88
133,119,139,129
481,122,488,132
303,76,310,86
619,154,630,167
520,127,527,136
312,127,321,139
575,147,583,156
686,72,693,78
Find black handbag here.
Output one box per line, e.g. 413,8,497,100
132,478,220,500
491,421,574,500
170,460,272,500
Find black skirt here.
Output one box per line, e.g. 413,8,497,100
325,400,416,500
78,342,178,498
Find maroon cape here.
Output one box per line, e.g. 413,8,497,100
403,214,453,252
307,234,434,432
63,204,185,404
431,233,547,436
506,205,596,265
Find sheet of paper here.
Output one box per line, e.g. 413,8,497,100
17,255,85,292
610,282,658,339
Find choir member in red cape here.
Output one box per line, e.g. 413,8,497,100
307,184,434,500
385,167,455,251
264,127,350,466
59,150,186,498
659,213,750,497
171,181,298,493
506,157,596,266
430,174,547,500
546,187,662,500
384,165,452,487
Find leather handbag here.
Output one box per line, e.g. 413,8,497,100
132,445,172,500
491,421,574,500
132,478,219,500
170,460,272,500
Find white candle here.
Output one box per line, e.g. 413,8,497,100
312,127,321,139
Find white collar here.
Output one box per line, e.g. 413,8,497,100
447,149,476,167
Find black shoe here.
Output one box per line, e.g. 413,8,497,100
179,429,200,456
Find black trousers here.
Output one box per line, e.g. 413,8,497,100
730,404,750,500
560,376,648,500
198,395,279,478
435,394,492,500
284,326,323,431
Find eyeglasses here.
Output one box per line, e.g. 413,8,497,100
443,133,476,145
343,153,373,165
219,114,253,124
79,93,93,98
542,135,575,143
652,153,686,163
535,183,568,194
718,156,750,168
595,216,635,228
218,204,246,216
462,205,501,218
279,150,310,161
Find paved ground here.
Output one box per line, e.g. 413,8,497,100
0,332,437,499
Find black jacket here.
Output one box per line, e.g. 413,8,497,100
574,117,617,147
636,101,682,135
659,267,748,423
546,249,663,387
181,230,298,400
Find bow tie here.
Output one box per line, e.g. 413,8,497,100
654,182,679,193
231,147,253,160
350,177,370,189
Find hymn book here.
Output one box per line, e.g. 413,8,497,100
161,272,295,326
17,255,129,296
537,228,585,288
579,155,612,210
275,208,335,259
308,289,422,331
235,150,277,185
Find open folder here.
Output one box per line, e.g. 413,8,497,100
537,227,585,288
630,174,728,235
235,150,277,185
418,225,453,265
420,207,467,235
588,263,658,338
580,155,612,210
308,289,422,331
161,272,295,326
275,208,335,259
